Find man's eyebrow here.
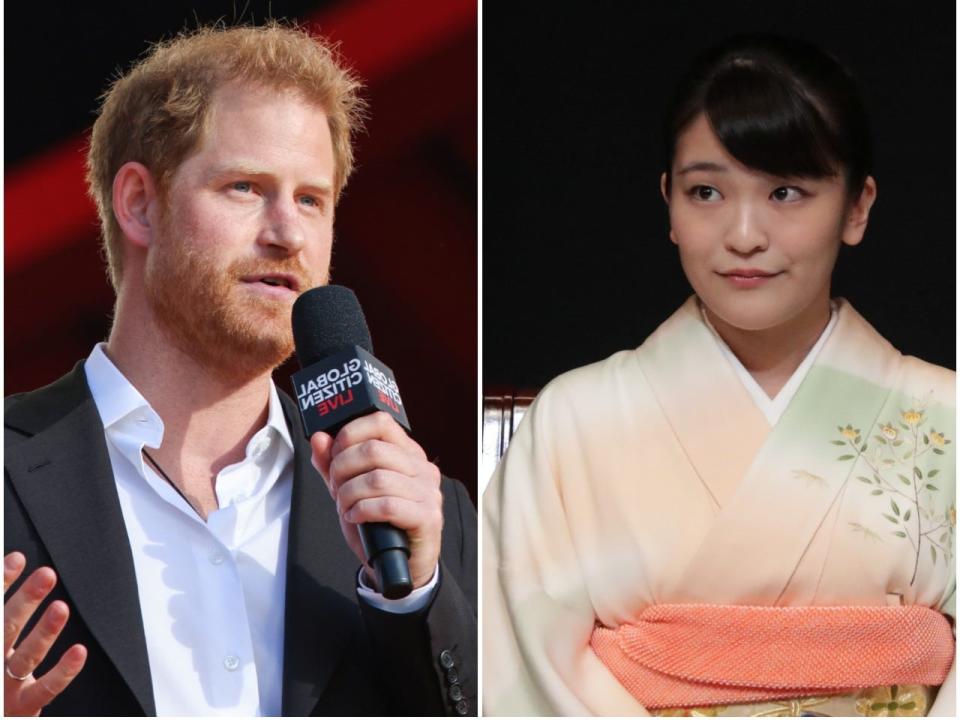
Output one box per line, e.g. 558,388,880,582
677,161,728,175
306,181,334,195
207,163,333,191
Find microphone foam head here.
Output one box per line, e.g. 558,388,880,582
291,285,373,367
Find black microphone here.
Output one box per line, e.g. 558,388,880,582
291,285,413,599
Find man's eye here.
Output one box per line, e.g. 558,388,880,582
771,186,805,202
689,185,721,201
298,195,319,207
231,181,252,193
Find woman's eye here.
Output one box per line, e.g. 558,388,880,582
771,186,804,202
690,185,721,201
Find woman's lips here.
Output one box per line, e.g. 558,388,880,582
717,270,783,289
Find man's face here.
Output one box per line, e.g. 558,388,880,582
145,81,335,377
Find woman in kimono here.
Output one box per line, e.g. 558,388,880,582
483,35,955,717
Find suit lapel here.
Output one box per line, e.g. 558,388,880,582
5,365,155,714
279,393,369,717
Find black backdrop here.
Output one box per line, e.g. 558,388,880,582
483,0,956,390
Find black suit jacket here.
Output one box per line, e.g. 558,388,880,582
4,362,477,716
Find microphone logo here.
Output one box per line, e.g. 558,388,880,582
292,345,410,437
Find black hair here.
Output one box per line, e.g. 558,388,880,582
663,34,872,198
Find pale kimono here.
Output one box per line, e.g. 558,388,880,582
483,297,956,716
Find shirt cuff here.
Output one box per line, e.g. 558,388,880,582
356,563,439,614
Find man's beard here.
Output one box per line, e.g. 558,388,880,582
144,232,318,382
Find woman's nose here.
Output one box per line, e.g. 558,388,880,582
723,201,769,255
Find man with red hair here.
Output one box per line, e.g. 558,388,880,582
5,23,476,716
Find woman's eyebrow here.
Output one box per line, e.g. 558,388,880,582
677,161,728,175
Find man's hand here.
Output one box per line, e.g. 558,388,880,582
310,412,443,591
4,552,87,717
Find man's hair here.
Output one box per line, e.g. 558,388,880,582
86,21,365,291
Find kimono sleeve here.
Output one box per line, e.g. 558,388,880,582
482,382,647,716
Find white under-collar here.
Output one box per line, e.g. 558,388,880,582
700,302,839,426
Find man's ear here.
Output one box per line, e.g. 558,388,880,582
841,175,877,248
113,162,160,249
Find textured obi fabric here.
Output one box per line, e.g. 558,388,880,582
590,604,954,710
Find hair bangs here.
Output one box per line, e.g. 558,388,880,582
704,65,841,181
664,35,873,199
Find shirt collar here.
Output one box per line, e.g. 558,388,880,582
264,378,295,454
85,343,164,447
84,342,294,453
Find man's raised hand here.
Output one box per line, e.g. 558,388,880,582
4,552,86,716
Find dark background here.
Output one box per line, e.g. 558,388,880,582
483,1,955,390
5,0,478,499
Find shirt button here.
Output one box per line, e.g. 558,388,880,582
223,655,240,671
209,552,225,565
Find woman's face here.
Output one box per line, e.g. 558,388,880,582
662,114,876,332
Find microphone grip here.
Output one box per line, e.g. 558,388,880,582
290,342,416,600
359,522,413,599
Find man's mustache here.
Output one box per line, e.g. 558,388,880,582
230,258,316,292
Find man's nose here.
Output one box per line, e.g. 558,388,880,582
258,197,306,253
723,201,770,255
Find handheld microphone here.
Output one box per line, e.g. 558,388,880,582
291,285,413,599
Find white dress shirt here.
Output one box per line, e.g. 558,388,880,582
83,344,436,716
701,302,839,426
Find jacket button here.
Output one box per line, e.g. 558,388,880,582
455,699,469,715
439,649,455,669
445,668,459,685
448,684,463,702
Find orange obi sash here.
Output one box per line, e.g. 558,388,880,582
590,604,954,709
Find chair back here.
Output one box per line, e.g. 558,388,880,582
480,388,538,492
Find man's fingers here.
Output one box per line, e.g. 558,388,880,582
20,644,87,710
4,567,56,656
337,469,441,514
4,553,25,594
329,440,424,492
7,601,70,680
332,412,425,459
342,494,442,532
